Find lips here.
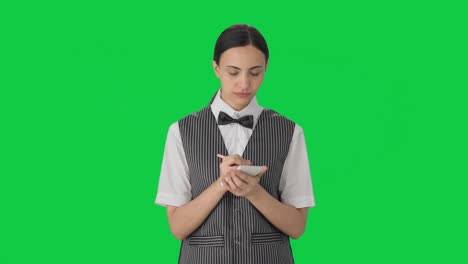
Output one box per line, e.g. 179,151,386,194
235,93,251,98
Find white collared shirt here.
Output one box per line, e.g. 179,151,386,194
155,89,315,208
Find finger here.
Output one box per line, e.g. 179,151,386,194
230,169,246,189
225,154,241,165
233,169,250,181
231,172,247,189
224,155,251,166
231,169,248,188
230,169,243,190
223,178,231,190
221,178,233,192
227,157,248,166
225,172,237,191
256,166,268,176
239,159,252,165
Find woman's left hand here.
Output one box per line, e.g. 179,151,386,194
221,166,268,198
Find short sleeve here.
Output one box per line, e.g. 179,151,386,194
154,122,192,207
278,125,316,208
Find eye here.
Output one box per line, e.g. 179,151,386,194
228,72,239,76
250,72,261,76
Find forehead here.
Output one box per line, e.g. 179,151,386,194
219,45,266,67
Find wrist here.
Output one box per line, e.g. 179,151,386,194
214,178,228,195
245,183,262,200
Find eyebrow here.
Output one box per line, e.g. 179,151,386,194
226,65,264,70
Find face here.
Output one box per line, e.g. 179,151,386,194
212,45,268,111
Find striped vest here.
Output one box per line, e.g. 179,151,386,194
178,106,296,264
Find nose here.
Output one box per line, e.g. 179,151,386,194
238,73,250,90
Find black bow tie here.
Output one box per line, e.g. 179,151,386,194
218,111,254,129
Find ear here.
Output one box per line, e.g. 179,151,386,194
265,61,269,72
212,60,220,78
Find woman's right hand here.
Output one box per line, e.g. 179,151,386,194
218,154,252,187
168,154,250,240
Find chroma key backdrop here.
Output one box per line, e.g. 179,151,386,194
1,0,467,263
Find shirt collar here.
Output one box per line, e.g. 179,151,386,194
210,88,263,127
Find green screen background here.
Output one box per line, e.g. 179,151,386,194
2,1,467,263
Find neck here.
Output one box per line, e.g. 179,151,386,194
220,94,248,111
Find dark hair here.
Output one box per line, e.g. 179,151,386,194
213,24,269,65
209,24,269,104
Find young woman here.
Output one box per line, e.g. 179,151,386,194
155,24,315,264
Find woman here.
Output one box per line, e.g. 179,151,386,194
155,24,315,264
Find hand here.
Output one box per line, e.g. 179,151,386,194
216,154,251,192
218,154,252,179
221,165,268,198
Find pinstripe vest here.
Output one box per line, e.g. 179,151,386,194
178,106,296,264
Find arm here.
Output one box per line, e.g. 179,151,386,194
156,123,225,240
246,186,308,239
223,169,309,239
167,178,226,240
166,154,252,240
221,125,315,239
